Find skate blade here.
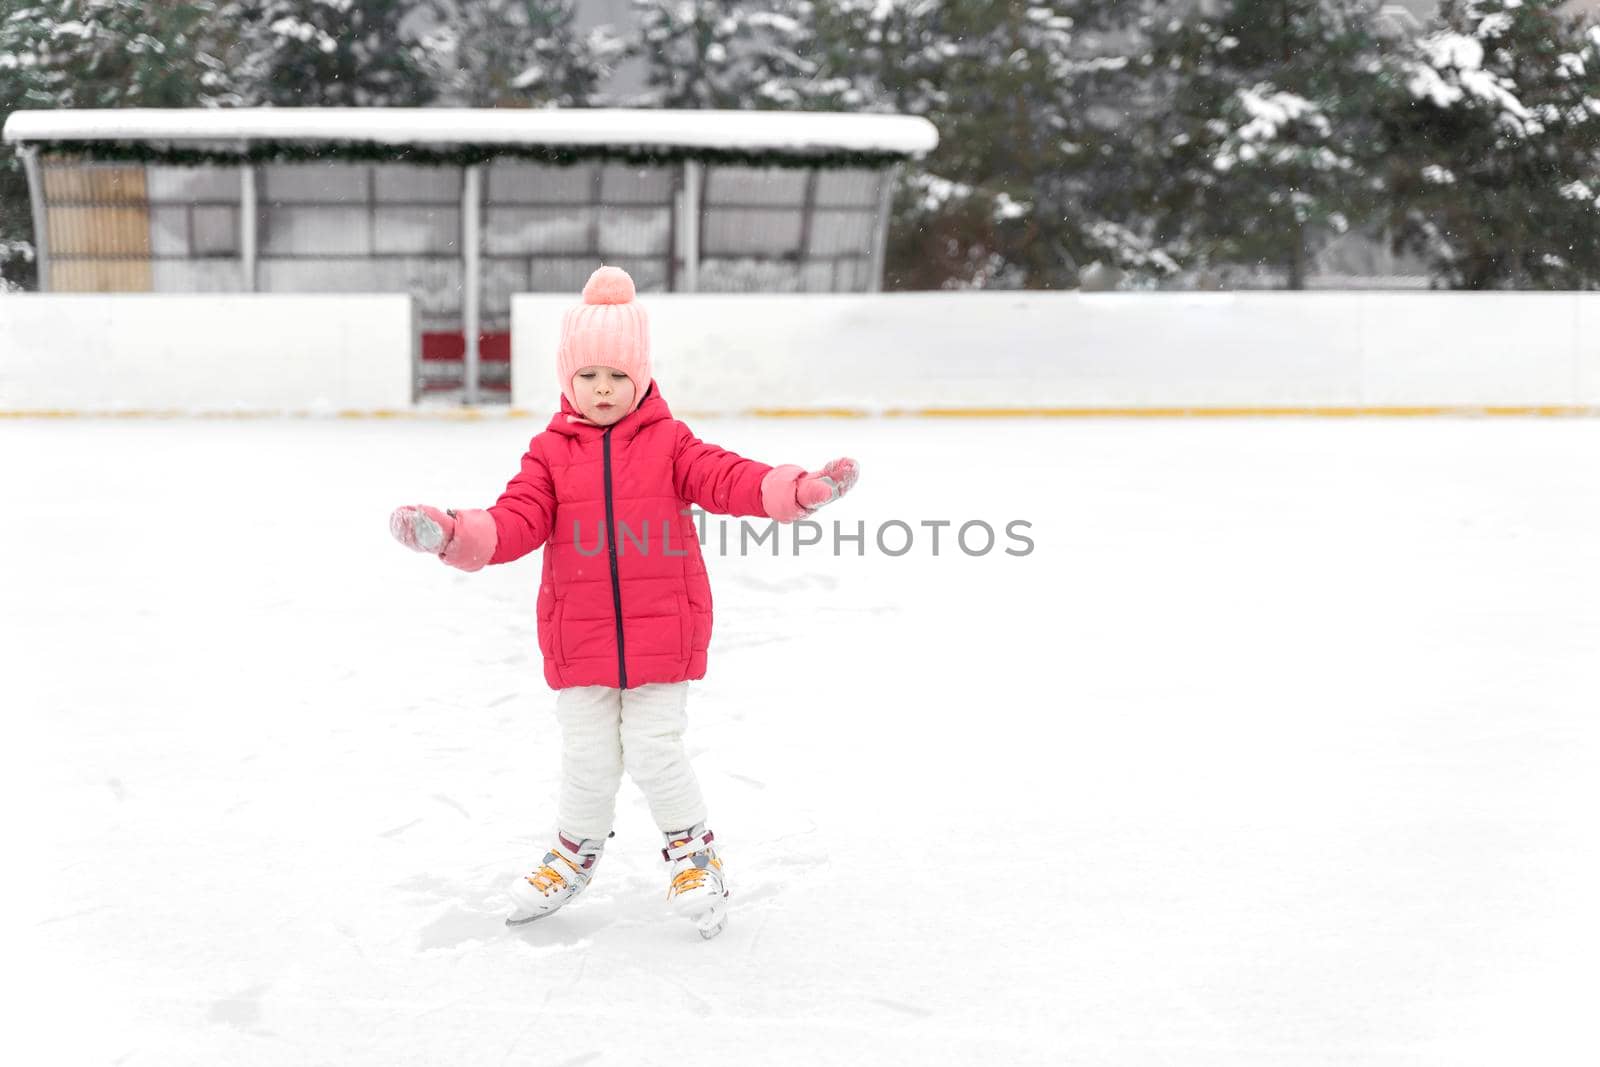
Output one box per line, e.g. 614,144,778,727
505,910,558,928
690,897,729,940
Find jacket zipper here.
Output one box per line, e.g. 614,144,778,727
601,425,628,689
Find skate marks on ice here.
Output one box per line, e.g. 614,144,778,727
378,818,424,839
417,905,505,952
431,793,472,820
35,906,100,927
865,996,936,1020
206,984,270,1033
551,1054,603,1067
693,823,829,918
395,870,525,952
374,793,473,840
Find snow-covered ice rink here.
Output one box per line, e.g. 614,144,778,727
5,415,1598,1065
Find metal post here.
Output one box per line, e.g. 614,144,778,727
19,146,50,291
410,296,422,406
462,164,483,405
665,166,678,292
588,163,603,254
867,163,900,293
239,163,258,292
798,168,818,287
678,161,701,293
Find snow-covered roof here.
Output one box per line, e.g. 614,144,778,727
1,107,938,157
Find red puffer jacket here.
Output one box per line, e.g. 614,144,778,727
485,383,775,690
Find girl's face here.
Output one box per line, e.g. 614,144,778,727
571,365,637,425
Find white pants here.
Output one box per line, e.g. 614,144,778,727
552,681,707,841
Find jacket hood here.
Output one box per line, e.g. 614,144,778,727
546,381,672,443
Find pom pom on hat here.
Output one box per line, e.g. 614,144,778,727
583,266,636,305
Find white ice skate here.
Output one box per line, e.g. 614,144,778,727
662,824,730,940
505,832,607,926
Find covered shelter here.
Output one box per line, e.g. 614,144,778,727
1,107,938,401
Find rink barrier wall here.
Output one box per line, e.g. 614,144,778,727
0,294,415,413
5,291,1600,416
6,405,1600,420
513,290,1600,415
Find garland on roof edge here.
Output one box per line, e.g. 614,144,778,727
31,139,910,170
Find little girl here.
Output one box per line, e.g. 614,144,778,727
389,266,858,939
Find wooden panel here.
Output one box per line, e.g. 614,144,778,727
48,206,153,257
42,164,149,204
41,164,154,291
51,258,154,292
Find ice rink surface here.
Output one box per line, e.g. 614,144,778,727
4,415,1598,1065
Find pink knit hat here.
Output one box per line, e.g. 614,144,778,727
558,266,652,415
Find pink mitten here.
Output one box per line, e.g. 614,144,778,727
389,505,498,572
760,457,860,522
390,504,455,553
795,457,859,514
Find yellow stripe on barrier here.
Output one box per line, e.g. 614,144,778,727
0,408,541,420
891,405,1600,418
658,405,1600,419
2,405,1599,419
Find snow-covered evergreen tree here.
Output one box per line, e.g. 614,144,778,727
228,0,437,106
843,2,1160,289
0,0,36,290
0,0,238,108
420,0,624,107
627,0,817,109
1377,0,1600,288
0,0,239,289
1133,0,1396,288
800,0,945,113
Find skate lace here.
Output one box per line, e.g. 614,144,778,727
527,852,580,896
669,853,721,896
